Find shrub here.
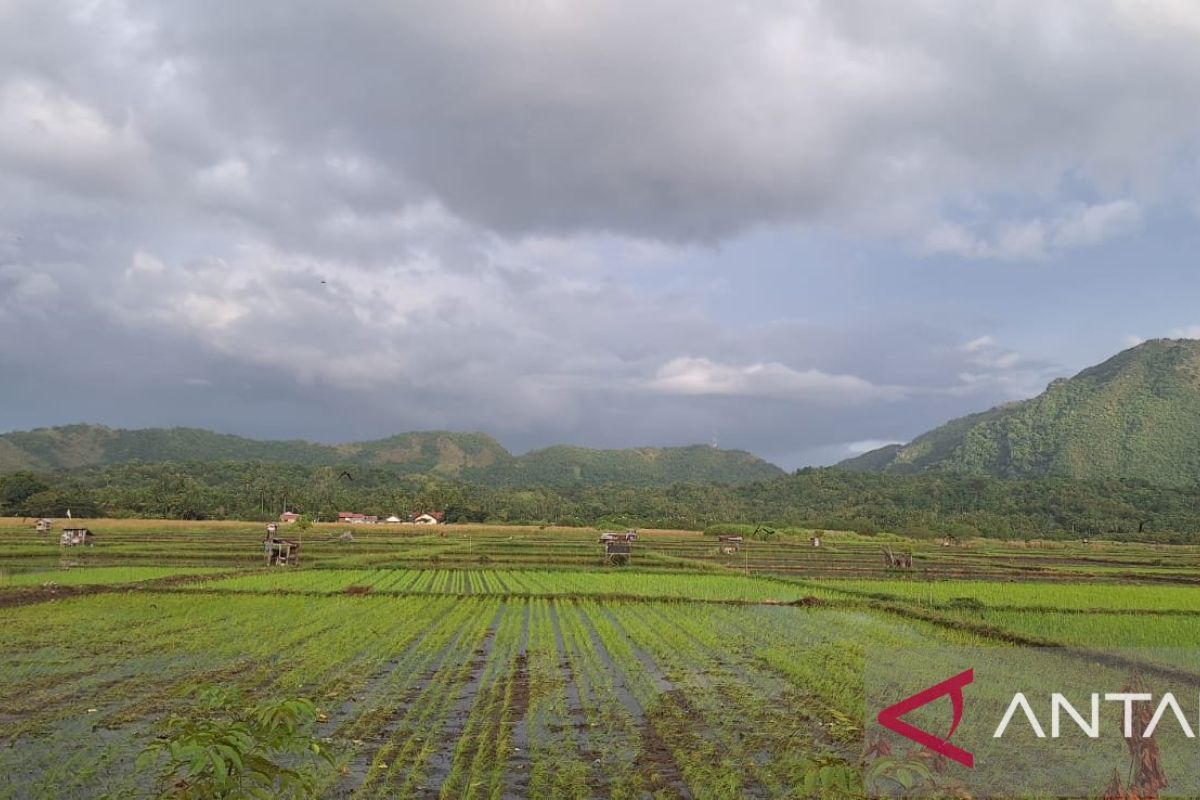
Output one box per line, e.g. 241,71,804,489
136,685,333,799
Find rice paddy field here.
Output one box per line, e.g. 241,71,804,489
4,517,1200,798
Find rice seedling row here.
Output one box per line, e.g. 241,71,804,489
8,521,1200,798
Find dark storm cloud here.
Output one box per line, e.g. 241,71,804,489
3,1,1200,465
76,0,1199,242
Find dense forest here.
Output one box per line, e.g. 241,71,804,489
4,462,1200,543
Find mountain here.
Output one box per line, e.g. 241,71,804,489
0,424,782,487
336,432,515,475
839,338,1200,485
0,425,336,471
475,444,782,487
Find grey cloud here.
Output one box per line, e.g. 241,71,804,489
5,2,1199,243
136,1,1200,243
1,1,1186,468
645,357,903,404
922,200,1144,261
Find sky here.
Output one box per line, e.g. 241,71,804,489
3,1,1200,469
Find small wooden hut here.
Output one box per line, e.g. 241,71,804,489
60,528,93,547
35,518,52,533
599,531,637,565
810,535,822,548
718,534,743,554
263,535,300,566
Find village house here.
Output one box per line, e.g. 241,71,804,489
279,511,301,523
412,511,445,525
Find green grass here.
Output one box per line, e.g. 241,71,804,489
956,609,1200,647
0,591,963,798
6,520,1200,797
805,577,1200,611
184,567,816,603
0,565,228,587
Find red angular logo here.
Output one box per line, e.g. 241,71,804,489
876,668,975,768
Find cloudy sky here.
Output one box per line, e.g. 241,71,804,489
4,1,1200,468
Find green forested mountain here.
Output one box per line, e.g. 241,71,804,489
473,444,782,487
0,425,337,471
0,424,782,487
840,339,1200,485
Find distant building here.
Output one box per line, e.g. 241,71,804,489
413,511,444,525
385,515,402,523
280,512,301,523
35,518,52,533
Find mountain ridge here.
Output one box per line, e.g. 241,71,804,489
0,423,784,487
838,338,1200,486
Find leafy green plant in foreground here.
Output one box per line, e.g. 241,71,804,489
137,685,333,799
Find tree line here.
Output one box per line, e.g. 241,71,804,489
2,461,1200,542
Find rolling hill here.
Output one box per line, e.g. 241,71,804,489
474,444,781,487
0,424,783,487
839,338,1200,485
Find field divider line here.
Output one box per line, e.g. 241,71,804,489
868,599,1200,687
0,568,254,609
938,603,1200,616
148,585,851,608
792,579,1200,616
